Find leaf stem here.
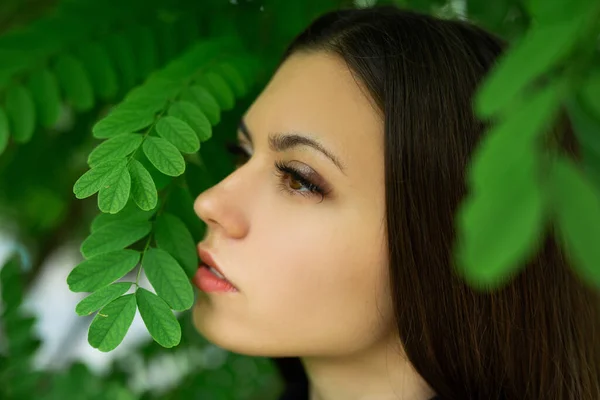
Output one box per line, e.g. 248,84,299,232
136,235,153,288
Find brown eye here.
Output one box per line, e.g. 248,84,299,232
288,175,304,190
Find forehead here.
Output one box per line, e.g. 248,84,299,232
242,51,384,174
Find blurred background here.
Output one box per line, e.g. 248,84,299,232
1,0,599,398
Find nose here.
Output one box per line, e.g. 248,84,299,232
193,169,250,240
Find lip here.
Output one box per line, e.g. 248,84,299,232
197,246,235,286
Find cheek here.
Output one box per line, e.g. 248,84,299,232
242,206,393,351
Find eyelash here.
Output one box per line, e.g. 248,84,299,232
226,142,327,200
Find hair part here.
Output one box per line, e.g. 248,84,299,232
274,5,600,399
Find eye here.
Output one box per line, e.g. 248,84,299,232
274,161,326,199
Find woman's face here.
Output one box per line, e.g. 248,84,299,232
192,51,392,357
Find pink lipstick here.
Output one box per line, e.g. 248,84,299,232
194,248,238,293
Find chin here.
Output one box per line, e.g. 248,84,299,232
191,301,305,358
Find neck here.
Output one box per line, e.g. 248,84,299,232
302,336,435,400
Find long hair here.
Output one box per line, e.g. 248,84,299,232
271,5,600,400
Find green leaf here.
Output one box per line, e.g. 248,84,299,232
216,62,247,97
455,156,546,288
80,219,151,258
67,249,140,292
73,158,127,199
155,115,200,153
128,159,158,211
90,200,157,232
136,288,181,348
0,106,8,154
141,248,194,311
552,157,600,286
475,18,584,117
136,152,172,190
98,160,131,214
154,213,198,277
5,84,36,143
88,294,137,352
75,282,132,316
104,34,137,92
168,101,212,142
88,133,143,167
27,68,61,128
180,85,221,126
142,136,185,176
196,71,235,110
76,42,119,101
92,108,155,139
469,83,562,192
54,54,94,111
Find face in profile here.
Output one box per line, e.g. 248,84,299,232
192,51,393,358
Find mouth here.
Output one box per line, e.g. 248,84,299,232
195,247,238,293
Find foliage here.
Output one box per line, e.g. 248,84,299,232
0,0,599,398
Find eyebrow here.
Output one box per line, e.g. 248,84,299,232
238,119,346,174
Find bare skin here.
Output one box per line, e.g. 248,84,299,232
192,51,436,400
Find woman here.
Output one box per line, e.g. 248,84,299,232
191,5,600,400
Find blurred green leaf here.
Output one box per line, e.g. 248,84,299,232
196,71,235,110
155,115,200,153
54,54,95,111
581,71,600,118
180,85,221,126
1,254,24,311
5,84,36,143
128,159,158,211
566,96,600,190
476,19,584,117
98,160,132,214
455,158,546,288
142,136,186,176
216,62,248,97
0,106,8,154
142,247,194,311
76,42,119,101
154,212,198,277
168,101,212,142
469,82,562,192
74,158,127,200
128,24,158,81
104,33,137,92
552,157,600,286
467,0,510,30
67,249,140,292
526,0,596,24
80,219,151,258
136,288,181,348
76,282,133,316
154,20,179,65
27,68,61,128
88,294,137,352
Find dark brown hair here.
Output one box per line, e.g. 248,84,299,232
273,5,600,399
